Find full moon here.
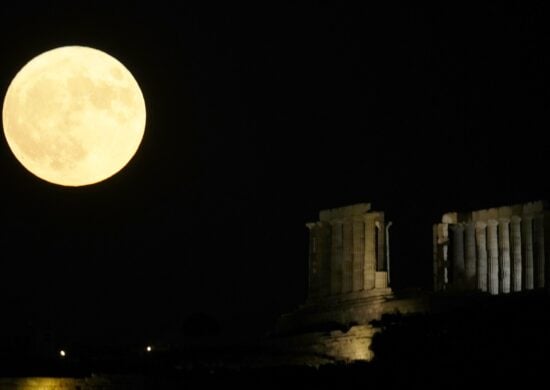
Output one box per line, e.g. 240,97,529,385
2,46,146,186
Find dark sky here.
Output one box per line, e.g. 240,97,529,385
0,2,549,348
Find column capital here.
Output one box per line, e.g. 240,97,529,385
522,214,534,222
475,221,487,230
450,223,465,232
487,219,499,227
511,215,522,224
498,218,510,225
306,222,319,230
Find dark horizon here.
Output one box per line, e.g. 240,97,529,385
0,2,549,352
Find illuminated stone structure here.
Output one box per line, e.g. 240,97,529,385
433,201,550,295
274,203,427,364
271,200,549,366
305,203,390,302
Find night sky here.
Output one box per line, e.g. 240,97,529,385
0,3,549,349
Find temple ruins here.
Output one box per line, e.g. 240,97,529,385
272,200,549,365
272,203,423,364
305,203,391,301
433,200,549,294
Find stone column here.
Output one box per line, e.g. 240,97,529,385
498,218,511,294
464,222,476,289
534,214,545,288
522,216,534,290
510,216,522,292
487,219,499,295
475,221,488,292
450,224,465,289
352,219,365,292
364,214,377,290
330,221,343,295
386,221,393,285
376,221,385,271
342,221,353,293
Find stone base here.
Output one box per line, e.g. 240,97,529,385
277,288,428,334
375,272,388,288
264,324,377,366
270,289,430,365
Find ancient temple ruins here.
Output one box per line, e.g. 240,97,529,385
273,202,423,363
273,200,550,364
433,200,549,295
305,203,391,301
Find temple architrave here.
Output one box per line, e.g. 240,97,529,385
433,200,549,295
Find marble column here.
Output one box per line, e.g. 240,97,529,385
342,221,353,293
386,221,393,285
352,220,365,292
510,216,522,292
487,219,499,295
364,214,376,290
450,224,465,289
330,221,343,295
464,222,476,289
534,214,545,288
475,221,488,292
498,218,511,294
522,216,534,290
376,221,385,271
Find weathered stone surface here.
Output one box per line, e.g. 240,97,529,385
319,222,332,297
376,220,385,271
364,214,377,290
306,203,389,301
534,214,545,288
498,218,511,293
352,220,364,291
511,216,522,292
319,203,371,222
330,221,343,295
522,216,534,290
475,221,488,292
434,201,548,295
375,271,388,289
464,222,476,289
342,221,353,293
442,212,457,224
266,324,377,366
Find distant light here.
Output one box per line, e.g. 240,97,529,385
146,345,152,352
59,350,66,357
